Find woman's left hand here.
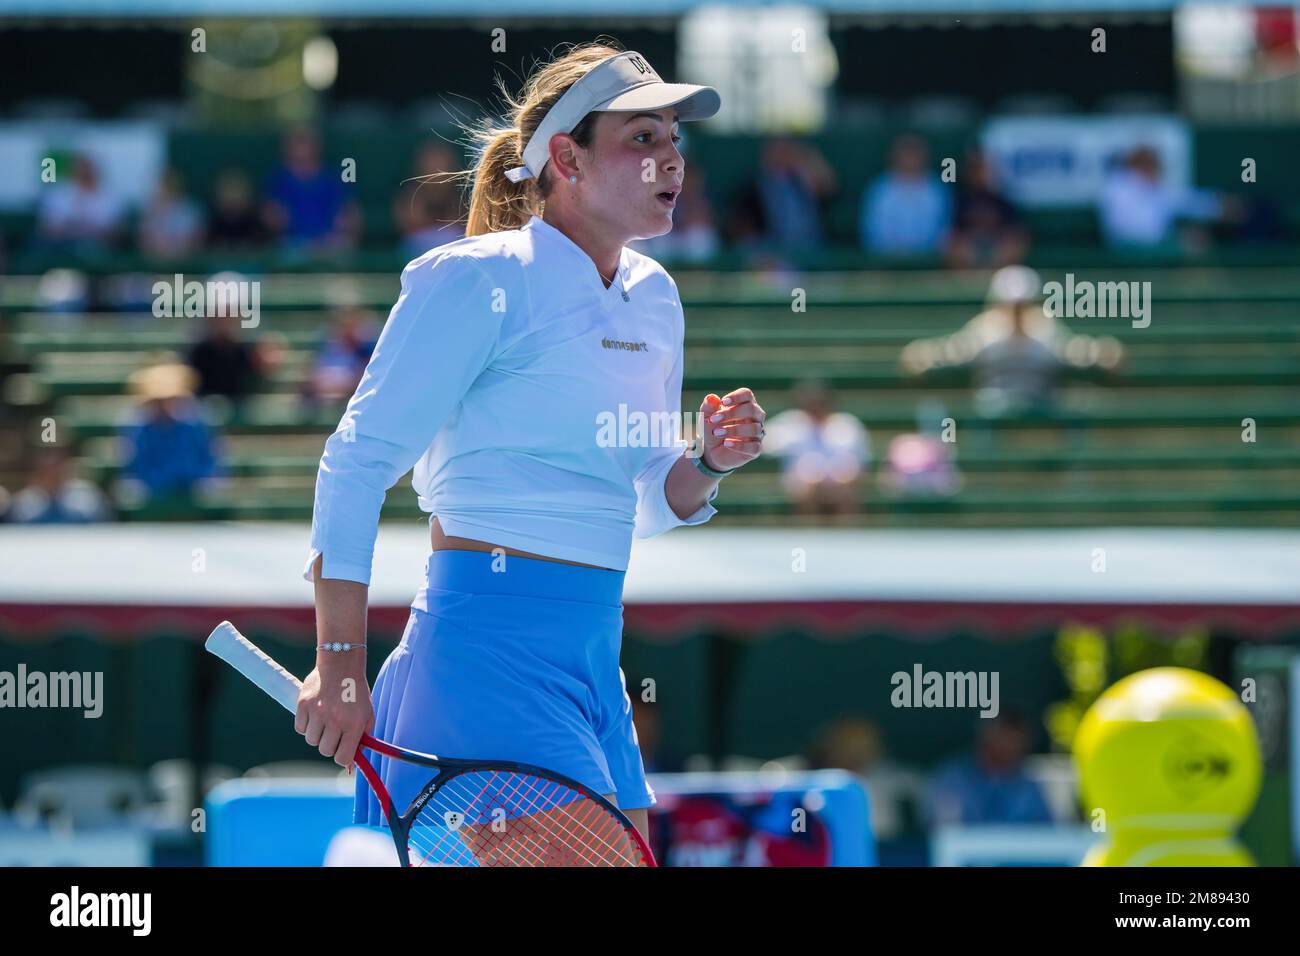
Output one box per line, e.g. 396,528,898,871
698,388,766,472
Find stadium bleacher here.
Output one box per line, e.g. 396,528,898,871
4,262,1298,528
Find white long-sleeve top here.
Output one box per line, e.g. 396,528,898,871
303,214,717,585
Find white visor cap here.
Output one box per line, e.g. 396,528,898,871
504,50,721,184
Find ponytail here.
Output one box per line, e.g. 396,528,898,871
463,124,539,237
419,40,624,238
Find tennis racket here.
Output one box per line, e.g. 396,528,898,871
205,621,656,867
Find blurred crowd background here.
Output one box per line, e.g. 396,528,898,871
2,7,1298,529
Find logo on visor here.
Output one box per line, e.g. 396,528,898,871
626,54,656,78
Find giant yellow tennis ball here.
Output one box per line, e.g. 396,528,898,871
1073,667,1261,834
1081,835,1255,867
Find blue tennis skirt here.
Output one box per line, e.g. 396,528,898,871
354,548,655,826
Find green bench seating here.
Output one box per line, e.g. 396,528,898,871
7,265,1300,311
92,445,1298,479
5,263,1298,527
12,320,1300,354
22,360,1297,399
50,391,1300,438
105,478,1300,527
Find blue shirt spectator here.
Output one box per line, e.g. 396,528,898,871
9,449,111,524
302,304,380,406
925,711,1054,826
120,363,221,500
33,154,125,259
758,138,836,251
861,134,952,256
394,142,467,259
926,755,1054,825
122,407,219,498
266,167,346,244
1098,145,1224,248
263,128,359,250
138,168,205,261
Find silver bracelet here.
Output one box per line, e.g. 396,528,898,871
317,642,365,652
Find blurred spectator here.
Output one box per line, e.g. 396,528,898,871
879,401,963,499
138,168,205,261
207,168,268,248
187,311,278,412
262,129,361,253
118,362,222,509
630,696,683,774
630,167,721,263
8,447,110,524
34,269,92,327
860,134,951,256
945,149,1028,269
925,710,1054,826
1098,145,1229,251
763,378,870,517
725,137,836,255
301,296,379,408
1226,192,1289,244
185,272,285,409
668,168,722,261
880,433,961,498
723,181,764,250
393,142,466,258
758,137,837,250
967,283,1068,417
900,265,1124,420
33,154,125,257
807,717,924,841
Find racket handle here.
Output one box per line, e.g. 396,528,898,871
205,620,303,714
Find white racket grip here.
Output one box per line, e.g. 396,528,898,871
205,621,303,714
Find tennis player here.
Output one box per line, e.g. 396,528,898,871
297,42,767,842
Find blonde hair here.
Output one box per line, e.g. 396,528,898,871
422,40,625,237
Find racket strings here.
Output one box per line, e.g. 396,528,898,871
424,773,586,867
418,772,629,867
475,771,635,865
409,773,551,867
411,790,594,867
474,772,634,866
407,769,645,867
415,773,563,867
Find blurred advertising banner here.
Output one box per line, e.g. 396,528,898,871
0,120,166,212
647,771,874,867
981,114,1192,207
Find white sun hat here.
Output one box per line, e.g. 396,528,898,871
987,265,1044,305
